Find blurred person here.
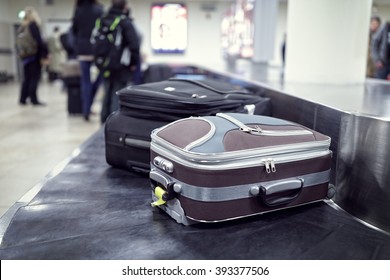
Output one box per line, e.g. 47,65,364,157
372,20,390,80
99,0,140,123
126,6,143,85
367,16,381,77
60,28,77,60
72,0,104,121
47,26,66,82
280,33,287,81
16,7,48,106
281,33,287,67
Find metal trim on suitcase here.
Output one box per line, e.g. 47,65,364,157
151,169,330,203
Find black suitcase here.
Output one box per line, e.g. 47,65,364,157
105,78,271,173
62,60,82,115
67,85,83,115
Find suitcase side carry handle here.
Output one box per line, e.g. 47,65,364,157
259,178,304,207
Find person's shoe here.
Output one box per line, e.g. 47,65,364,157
32,102,46,106
19,101,27,106
83,114,90,121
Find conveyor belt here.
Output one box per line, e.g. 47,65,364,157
0,130,389,260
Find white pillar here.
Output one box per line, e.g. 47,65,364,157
252,0,279,63
284,0,372,84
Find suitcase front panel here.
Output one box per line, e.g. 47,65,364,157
150,167,330,222
151,168,330,202
178,183,329,222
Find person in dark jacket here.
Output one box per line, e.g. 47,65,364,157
367,16,381,77
18,7,48,106
372,21,390,80
72,0,104,121
60,29,76,60
100,0,140,123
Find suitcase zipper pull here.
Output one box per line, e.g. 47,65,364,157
270,159,276,172
265,160,271,173
216,113,313,136
240,125,262,135
263,158,276,174
217,113,262,135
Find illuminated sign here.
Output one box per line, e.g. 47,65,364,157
151,3,188,54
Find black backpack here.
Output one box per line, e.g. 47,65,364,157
91,15,125,74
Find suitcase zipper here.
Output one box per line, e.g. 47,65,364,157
152,133,330,163
184,118,216,151
153,117,216,151
216,113,313,136
151,141,331,172
262,158,276,173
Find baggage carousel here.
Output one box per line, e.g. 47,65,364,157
1,64,390,259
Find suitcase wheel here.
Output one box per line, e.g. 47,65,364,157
327,184,336,199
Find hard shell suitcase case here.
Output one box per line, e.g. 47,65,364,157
105,78,270,173
62,59,82,115
150,113,333,225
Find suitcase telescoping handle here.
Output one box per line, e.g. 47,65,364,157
251,178,304,207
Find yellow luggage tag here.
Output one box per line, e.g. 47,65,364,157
151,186,167,207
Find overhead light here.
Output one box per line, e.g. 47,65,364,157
18,10,25,20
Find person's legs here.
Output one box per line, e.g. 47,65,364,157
91,70,103,103
79,60,92,119
100,78,112,124
29,60,43,105
20,63,30,104
109,79,127,114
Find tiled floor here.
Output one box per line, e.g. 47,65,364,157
0,80,102,217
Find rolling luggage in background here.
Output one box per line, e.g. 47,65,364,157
150,113,333,225
67,86,83,115
105,78,271,173
62,59,82,115
0,71,13,83
143,64,173,83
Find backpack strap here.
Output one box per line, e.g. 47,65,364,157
95,14,123,30
103,15,127,78
110,16,122,31
95,18,101,29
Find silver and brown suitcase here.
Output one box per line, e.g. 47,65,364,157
150,113,334,225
